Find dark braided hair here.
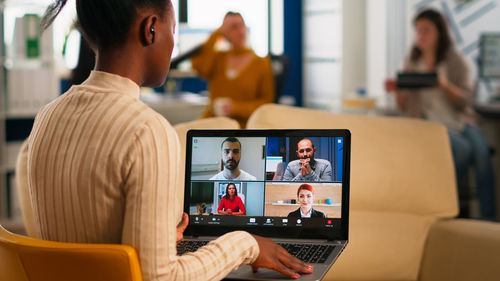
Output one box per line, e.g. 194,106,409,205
41,0,171,49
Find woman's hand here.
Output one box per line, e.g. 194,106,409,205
176,212,189,242
213,97,233,117
385,78,397,92
438,75,450,89
251,235,313,279
219,16,233,40
384,78,407,110
437,74,467,109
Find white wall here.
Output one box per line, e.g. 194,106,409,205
238,137,266,179
187,0,269,57
302,0,343,108
366,0,413,107
270,0,284,55
366,0,387,103
341,0,366,98
245,182,265,216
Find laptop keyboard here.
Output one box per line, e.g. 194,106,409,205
177,240,209,255
177,241,335,264
278,243,335,264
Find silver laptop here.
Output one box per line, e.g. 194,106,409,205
178,129,350,280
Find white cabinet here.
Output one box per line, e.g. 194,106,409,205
0,0,58,231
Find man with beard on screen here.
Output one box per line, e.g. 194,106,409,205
210,137,257,180
282,138,333,182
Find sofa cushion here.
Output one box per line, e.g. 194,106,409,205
247,104,458,218
173,117,240,208
324,210,437,281
419,219,500,281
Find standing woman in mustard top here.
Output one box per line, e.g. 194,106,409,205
191,12,275,128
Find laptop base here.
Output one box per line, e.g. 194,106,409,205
225,241,346,281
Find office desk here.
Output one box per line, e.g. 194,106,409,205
474,101,500,220
141,92,208,125
475,101,500,119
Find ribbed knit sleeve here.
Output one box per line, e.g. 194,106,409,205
26,71,259,281
122,116,259,281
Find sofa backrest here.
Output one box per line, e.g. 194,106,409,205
247,104,458,218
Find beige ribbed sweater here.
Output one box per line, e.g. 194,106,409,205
25,71,259,281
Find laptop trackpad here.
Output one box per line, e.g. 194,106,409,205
227,265,321,281
227,265,293,280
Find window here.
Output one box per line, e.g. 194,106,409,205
185,0,269,57
303,0,343,108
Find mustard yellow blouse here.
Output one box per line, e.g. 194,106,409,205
191,30,275,127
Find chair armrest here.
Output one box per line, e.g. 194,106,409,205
419,219,500,281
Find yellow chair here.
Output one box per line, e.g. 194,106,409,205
0,224,143,281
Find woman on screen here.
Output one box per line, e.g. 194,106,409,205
218,183,246,215
288,184,325,218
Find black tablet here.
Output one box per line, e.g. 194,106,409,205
397,72,438,89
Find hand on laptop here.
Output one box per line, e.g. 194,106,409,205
251,235,313,279
176,212,189,242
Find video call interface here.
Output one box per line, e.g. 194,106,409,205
188,136,344,228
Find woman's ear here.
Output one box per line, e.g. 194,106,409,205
140,15,158,46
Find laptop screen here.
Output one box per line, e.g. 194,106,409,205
184,130,350,241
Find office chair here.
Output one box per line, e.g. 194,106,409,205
170,44,203,70
268,53,290,103
0,224,143,281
